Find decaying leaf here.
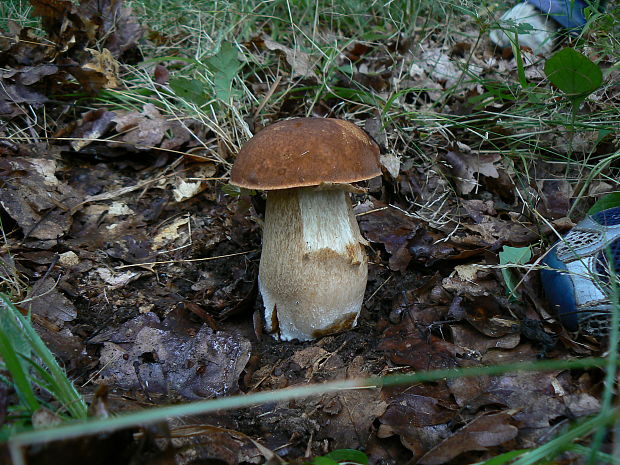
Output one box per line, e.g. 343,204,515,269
358,204,420,271
26,277,77,327
81,48,122,89
94,267,142,289
420,49,463,88
152,216,190,249
170,424,277,465
379,319,458,370
31,0,142,58
378,383,458,460
110,103,197,152
440,150,500,195
94,311,251,399
449,324,521,354
263,36,315,78
112,103,170,149
417,412,518,464
67,109,117,151
315,357,387,449
0,157,79,241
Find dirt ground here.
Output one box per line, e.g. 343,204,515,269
1,142,609,464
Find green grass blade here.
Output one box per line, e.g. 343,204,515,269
0,330,40,413
0,294,87,420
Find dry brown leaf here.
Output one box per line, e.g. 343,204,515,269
379,319,458,370
112,103,171,149
417,412,518,464
0,157,79,241
81,48,121,89
68,109,116,151
440,150,500,195
450,324,521,354
263,36,315,78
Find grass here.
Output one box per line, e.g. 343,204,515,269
0,294,87,440
6,357,620,464
0,0,38,31
1,0,620,463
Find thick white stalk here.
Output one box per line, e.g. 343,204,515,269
259,187,368,341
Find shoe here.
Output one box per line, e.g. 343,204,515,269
489,2,557,55
541,206,620,336
489,0,594,56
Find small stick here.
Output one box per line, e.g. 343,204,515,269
114,249,258,270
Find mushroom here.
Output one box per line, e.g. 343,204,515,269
230,117,381,341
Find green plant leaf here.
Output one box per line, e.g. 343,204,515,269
169,77,209,106
481,449,529,465
544,48,602,98
0,294,87,420
499,246,532,301
205,42,243,102
587,192,620,215
0,330,40,413
310,457,339,465
325,449,368,464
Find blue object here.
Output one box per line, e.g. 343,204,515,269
541,206,620,336
525,0,588,29
526,0,607,30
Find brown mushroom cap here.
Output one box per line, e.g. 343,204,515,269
230,117,381,190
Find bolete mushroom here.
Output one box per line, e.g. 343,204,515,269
230,117,381,341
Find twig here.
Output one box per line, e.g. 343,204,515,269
114,250,258,270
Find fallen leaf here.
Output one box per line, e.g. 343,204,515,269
380,153,401,179
95,311,251,399
26,277,77,326
0,83,48,109
379,319,458,370
112,103,170,149
67,109,117,151
2,64,58,85
440,150,500,195
417,412,518,464
449,324,521,354
358,204,420,271
499,245,532,300
94,267,142,289
538,178,571,219
0,157,79,241
169,424,276,465
152,216,189,249
263,36,315,78
381,392,456,429
81,48,121,89
420,49,463,87
316,356,387,449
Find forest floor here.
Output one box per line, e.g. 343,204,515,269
1,0,620,464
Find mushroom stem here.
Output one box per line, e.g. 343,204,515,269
259,187,368,341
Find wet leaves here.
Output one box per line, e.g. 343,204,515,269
358,203,457,270
418,412,518,464
93,311,251,399
379,319,458,370
0,156,79,241
0,0,141,116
